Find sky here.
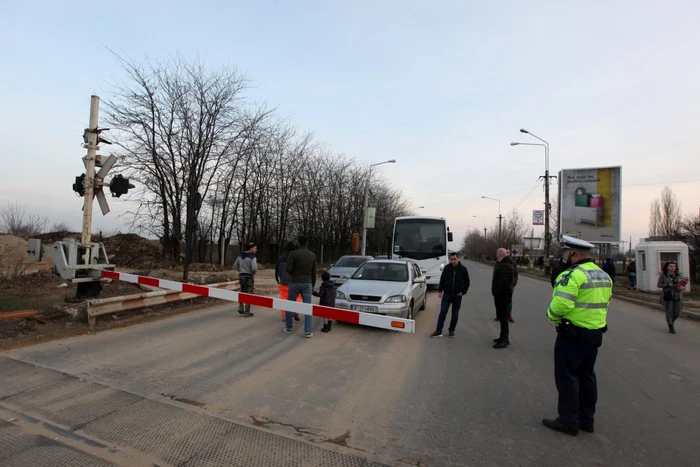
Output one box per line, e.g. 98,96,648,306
1,0,699,251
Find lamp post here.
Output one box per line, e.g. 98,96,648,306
481,196,502,241
515,128,553,258
361,159,396,255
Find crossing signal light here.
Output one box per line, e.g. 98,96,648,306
72,174,86,197
109,174,135,198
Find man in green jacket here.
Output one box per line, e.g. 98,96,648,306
284,235,317,338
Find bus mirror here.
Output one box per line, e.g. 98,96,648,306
448,232,453,242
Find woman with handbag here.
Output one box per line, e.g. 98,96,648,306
657,262,687,334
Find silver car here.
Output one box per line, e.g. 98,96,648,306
335,260,427,320
328,255,373,287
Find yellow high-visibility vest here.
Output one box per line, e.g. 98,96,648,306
548,260,612,330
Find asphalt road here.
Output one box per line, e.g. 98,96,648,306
3,260,699,466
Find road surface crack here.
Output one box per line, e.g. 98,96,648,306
160,393,206,407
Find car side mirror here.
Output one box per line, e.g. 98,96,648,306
330,263,334,267
415,276,426,283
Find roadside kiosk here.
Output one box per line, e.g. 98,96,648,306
634,240,691,293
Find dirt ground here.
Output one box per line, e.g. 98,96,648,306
0,268,279,351
1,230,281,350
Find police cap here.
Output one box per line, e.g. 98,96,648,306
560,235,595,252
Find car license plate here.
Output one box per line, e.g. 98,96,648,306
334,278,346,284
352,305,378,313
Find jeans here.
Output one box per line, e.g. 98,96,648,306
628,272,637,288
286,283,313,333
436,294,462,332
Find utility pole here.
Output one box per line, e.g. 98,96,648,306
497,214,503,241
519,129,553,257
361,159,395,255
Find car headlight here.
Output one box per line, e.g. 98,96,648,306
385,295,407,303
336,290,347,300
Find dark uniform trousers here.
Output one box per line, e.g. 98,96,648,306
554,326,603,428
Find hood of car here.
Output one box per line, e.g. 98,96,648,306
339,280,409,300
328,266,359,278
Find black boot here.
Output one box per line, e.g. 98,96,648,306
321,324,330,333
543,418,578,436
327,321,332,331
669,324,676,334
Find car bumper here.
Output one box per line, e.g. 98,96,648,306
335,299,409,317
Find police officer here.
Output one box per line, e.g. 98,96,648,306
543,236,612,436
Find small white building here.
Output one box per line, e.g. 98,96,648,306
634,240,691,293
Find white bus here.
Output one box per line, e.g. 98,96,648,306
391,216,453,286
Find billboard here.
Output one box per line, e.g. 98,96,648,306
532,210,544,226
559,166,621,243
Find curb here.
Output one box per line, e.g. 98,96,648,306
518,270,700,320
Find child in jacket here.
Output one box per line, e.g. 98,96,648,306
313,271,336,332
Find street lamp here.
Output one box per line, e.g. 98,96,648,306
473,215,487,238
361,159,396,255
481,196,502,241
516,128,553,258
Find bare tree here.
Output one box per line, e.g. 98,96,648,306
104,53,413,270
0,203,47,239
105,54,262,280
682,214,700,283
649,186,683,238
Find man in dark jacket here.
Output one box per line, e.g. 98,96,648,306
492,248,515,348
275,242,301,321
602,258,616,284
431,252,470,338
285,235,317,337
551,257,568,287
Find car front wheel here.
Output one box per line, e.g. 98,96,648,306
406,301,414,320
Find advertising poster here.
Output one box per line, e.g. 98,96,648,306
559,166,621,243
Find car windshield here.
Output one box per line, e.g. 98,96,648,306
335,256,369,268
352,262,408,282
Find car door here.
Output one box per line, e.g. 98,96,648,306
411,264,424,304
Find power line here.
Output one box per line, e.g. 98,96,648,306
622,179,700,187
509,180,542,213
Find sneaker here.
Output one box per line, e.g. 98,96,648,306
305,332,313,338
493,341,509,349
430,330,443,338
493,338,510,344
283,327,293,334
243,312,254,317
448,330,455,338
293,313,300,321
508,316,515,323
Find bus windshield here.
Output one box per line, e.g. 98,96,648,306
393,218,447,260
